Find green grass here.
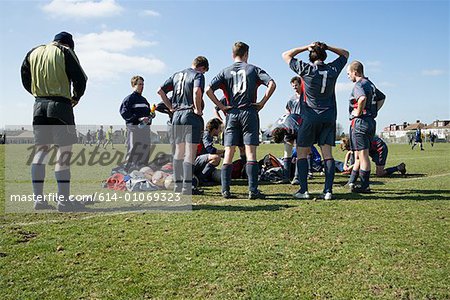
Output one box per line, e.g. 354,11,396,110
1,143,449,299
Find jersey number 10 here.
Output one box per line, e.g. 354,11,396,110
231,70,247,95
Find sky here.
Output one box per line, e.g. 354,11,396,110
0,0,449,133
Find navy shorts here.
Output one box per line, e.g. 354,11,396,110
224,107,259,146
350,118,376,151
369,142,388,166
297,117,336,147
33,98,77,146
172,110,204,144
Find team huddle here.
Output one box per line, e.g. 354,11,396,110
21,32,407,211
145,40,402,200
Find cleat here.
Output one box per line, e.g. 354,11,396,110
249,190,266,200
34,201,53,210
222,190,232,199
351,185,372,194
293,190,310,199
57,199,85,212
320,192,333,200
398,163,407,175
291,178,300,185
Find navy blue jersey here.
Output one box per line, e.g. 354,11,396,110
120,91,151,125
160,68,205,110
349,78,385,119
289,56,347,118
273,113,302,142
286,93,303,115
273,114,302,132
209,62,272,108
415,128,421,138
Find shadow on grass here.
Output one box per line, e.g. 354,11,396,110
193,203,294,212
338,189,450,201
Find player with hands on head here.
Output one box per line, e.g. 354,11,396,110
282,41,349,200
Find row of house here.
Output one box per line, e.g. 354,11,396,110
380,119,450,143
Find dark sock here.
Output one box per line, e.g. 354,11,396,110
201,163,216,181
283,157,292,181
182,162,193,191
55,169,70,202
324,159,335,194
349,170,359,184
359,169,371,189
31,164,45,200
246,161,259,193
173,159,183,191
297,158,308,193
221,164,232,193
240,154,247,163
385,166,398,175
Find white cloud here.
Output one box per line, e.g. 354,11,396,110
76,30,157,52
75,30,165,81
422,69,446,76
141,10,161,17
335,82,354,92
42,0,123,18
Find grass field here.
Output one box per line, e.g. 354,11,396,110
0,143,449,299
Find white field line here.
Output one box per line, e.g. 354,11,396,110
2,172,450,228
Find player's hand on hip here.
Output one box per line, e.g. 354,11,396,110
252,102,265,112
194,108,203,116
71,98,79,107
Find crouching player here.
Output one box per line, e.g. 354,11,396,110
341,137,406,182
194,118,224,184
271,114,302,183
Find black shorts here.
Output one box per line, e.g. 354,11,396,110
172,110,203,144
33,98,77,146
297,118,336,147
349,118,376,151
224,107,259,146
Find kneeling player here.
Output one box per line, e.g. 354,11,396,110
271,114,301,183
194,118,224,184
342,136,406,186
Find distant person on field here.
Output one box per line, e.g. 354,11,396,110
412,127,424,151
